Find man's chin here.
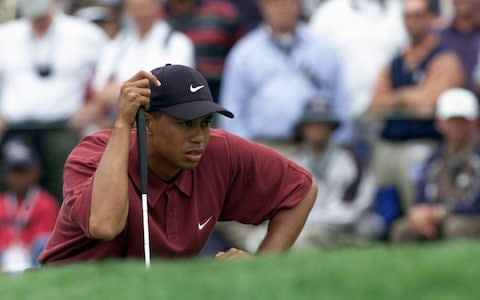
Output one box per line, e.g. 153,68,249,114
180,160,201,170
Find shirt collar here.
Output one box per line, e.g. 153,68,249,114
128,130,193,206
262,23,306,54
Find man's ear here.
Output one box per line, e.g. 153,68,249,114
145,112,154,136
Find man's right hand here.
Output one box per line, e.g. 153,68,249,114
114,70,161,128
408,205,439,239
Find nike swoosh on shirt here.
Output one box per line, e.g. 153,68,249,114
198,216,213,230
190,84,205,93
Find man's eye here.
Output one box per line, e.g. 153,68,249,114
184,120,194,127
202,119,213,127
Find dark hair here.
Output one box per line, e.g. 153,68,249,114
425,0,439,14
409,0,438,15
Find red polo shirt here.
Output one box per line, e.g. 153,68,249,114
39,129,312,264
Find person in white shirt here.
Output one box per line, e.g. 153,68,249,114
309,0,407,118
0,0,108,201
92,0,195,118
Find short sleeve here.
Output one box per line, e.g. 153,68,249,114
62,134,107,238
219,133,313,224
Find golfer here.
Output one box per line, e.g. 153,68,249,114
39,64,317,264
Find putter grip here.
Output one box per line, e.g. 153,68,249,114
136,107,148,195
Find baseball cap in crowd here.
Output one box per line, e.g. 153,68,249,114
2,139,39,170
18,0,53,19
298,99,340,128
436,88,479,121
148,64,234,120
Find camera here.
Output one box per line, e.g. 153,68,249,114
35,65,52,78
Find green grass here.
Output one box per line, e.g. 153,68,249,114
2,241,479,300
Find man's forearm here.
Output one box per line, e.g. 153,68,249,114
370,94,402,115
256,181,318,254
89,123,131,240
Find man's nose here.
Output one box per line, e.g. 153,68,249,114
190,126,208,143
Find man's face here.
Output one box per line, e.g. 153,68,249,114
124,0,159,28
301,122,334,150
437,117,477,145
6,167,40,195
258,0,300,34
453,0,479,17
147,113,212,180
403,0,433,44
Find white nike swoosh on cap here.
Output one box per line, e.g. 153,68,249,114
198,216,213,230
190,84,205,93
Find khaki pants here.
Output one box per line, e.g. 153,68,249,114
372,140,436,210
391,215,480,243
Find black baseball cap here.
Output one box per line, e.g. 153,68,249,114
148,64,234,120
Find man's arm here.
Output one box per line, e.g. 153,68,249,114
394,53,465,116
88,70,160,240
256,181,317,254
215,181,317,259
369,65,399,114
370,53,465,117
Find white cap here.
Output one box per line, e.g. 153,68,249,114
18,0,53,19
436,88,479,120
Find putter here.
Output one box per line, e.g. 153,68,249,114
136,107,151,268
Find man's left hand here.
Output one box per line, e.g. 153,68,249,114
215,248,251,260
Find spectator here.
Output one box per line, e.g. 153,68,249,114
369,0,465,209
165,0,243,101
292,100,382,247
0,139,58,272
219,0,350,153
391,89,480,242
218,99,382,251
439,0,480,95
91,0,195,125
0,0,108,200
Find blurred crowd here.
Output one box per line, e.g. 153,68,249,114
1,0,480,271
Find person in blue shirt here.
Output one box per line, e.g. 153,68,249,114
391,89,480,242
219,0,350,146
